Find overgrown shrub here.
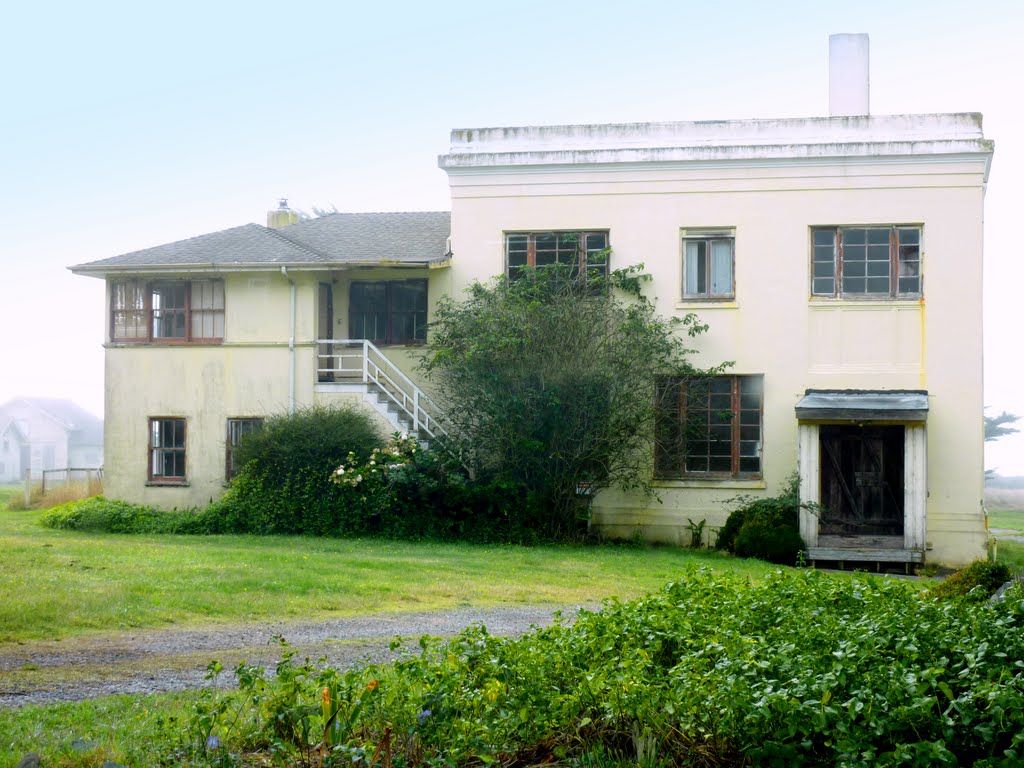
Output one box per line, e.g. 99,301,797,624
212,405,384,535
930,559,1015,602
717,473,805,565
190,568,1024,767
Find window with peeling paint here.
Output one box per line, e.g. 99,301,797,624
655,375,763,479
682,229,735,299
505,231,609,282
110,279,224,342
225,417,264,480
812,226,921,298
149,417,186,483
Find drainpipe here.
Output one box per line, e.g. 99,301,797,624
281,266,296,415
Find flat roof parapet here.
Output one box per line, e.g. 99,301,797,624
439,113,992,173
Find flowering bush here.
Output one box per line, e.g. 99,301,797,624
332,433,419,490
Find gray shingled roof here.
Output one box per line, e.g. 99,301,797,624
276,212,451,264
70,212,451,274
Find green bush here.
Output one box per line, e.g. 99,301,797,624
717,473,805,565
212,405,384,535
191,568,1024,767
930,560,1015,602
41,496,220,534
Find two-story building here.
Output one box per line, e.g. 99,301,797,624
72,35,993,566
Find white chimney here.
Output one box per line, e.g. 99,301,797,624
829,33,870,117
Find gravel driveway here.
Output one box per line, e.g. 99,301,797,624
0,605,585,709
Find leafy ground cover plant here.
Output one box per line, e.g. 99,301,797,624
162,568,1024,767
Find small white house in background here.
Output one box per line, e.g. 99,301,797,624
71,34,993,566
0,398,104,482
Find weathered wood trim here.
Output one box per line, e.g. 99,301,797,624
798,423,819,548
807,547,924,563
905,424,927,550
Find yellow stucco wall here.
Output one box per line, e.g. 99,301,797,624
446,157,988,565
100,142,989,565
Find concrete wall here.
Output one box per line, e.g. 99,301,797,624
101,269,436,507
446,153,988,566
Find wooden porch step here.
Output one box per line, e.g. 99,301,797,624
807,547,924,563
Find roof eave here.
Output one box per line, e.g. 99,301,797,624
69,255,452,278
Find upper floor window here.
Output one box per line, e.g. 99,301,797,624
111,279,224,342
812,226,921,298
505,231,609,282
349,279,427,345
682,229,734,299
655,374,763,479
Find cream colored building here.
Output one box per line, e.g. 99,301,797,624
72,35,993,566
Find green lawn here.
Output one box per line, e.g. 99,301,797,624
989,507,1024,533
0,506,773,644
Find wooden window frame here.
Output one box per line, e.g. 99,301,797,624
504,231,610,282
811,225,922,299
348,279,428,346
655,374,763,480
148,417,186,484
682,229,735,299
225,417,264,480
110,279,225,343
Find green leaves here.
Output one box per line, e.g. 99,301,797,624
420,264,717,540
184,569,1024,766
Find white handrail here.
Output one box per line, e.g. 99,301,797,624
316,339,446,439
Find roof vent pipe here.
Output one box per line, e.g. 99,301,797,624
829,33,870,117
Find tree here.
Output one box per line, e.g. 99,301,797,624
985,410,1020,442
420,264,723,539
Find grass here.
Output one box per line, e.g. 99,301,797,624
0,506,773,644
0,692,197,767
989,507,1024,533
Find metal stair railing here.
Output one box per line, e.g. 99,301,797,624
316,339,446,440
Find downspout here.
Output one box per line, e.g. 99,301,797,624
281,266,296,415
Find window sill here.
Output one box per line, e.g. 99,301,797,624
676,300,738,310
109,340,224,347
652,477,766,490
809,298,922,309
146,480,190,487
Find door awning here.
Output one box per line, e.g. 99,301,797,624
795,390,928,422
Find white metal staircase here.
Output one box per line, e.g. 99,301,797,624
315,339,446,444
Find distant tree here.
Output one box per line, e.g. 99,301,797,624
985,410,1020,442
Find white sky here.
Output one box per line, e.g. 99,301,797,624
1,0,1022,473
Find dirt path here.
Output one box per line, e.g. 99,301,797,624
0,604,583,709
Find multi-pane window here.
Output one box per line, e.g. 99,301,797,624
655,375,763,478
149,418,186,482
225,418,264,480
505,231,609,281
111,279,224,342
683,230,735,298
349,280,427,345
812,226,922,298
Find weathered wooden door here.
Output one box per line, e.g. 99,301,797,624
819,425,904,538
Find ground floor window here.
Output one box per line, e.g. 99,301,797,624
349,280,427,345
226,418,264,480
656,374,763,478
149,418,186,482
